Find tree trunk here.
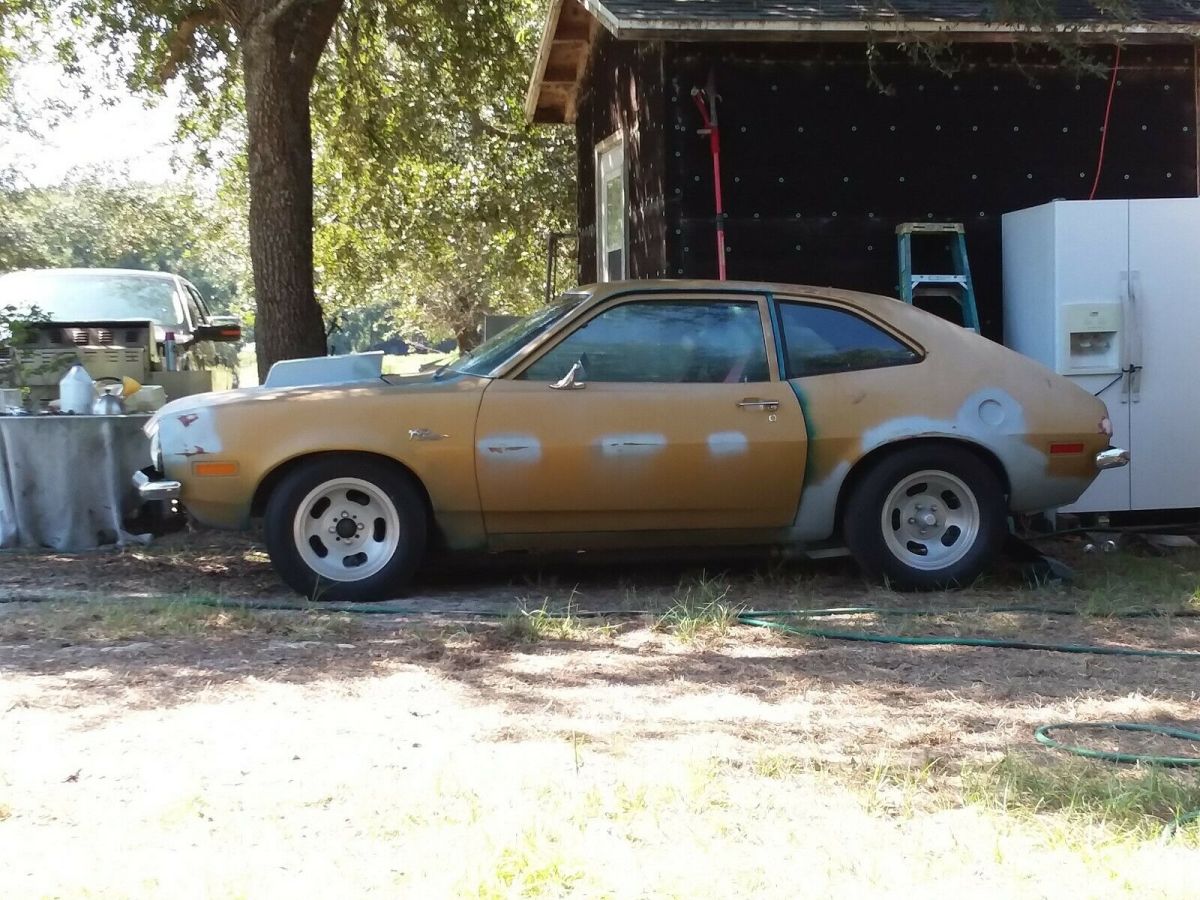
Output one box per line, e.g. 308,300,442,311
455,325,481,353
240,0,343,382
452,292,481,352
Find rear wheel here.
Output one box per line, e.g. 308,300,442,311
843,445,1006,590
263,456,427,601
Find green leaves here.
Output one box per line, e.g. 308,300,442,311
311,0,574,347
0,175,251,320
2,0,574,351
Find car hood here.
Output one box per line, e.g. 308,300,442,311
146,369,474,431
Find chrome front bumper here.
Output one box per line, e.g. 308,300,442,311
1096,447,1130,470
132,469,181,502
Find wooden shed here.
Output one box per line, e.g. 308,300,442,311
526,1,1200,338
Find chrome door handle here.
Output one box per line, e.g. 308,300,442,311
549,360,587,391
737,398,780,411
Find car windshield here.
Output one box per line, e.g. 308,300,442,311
448,292,589,377
0,271,183,327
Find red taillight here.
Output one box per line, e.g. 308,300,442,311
1098,416,1113,438
1050,442,1086,455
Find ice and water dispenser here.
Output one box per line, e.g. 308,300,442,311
1060,303,1121,375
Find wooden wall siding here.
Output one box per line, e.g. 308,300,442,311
662,43,1198,339
574,32,669,283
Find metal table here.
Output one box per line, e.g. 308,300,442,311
0,414,151,551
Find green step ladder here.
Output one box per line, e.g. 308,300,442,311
896,222,981,332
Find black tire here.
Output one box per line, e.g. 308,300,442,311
842,444,1007,591
263,455,427,601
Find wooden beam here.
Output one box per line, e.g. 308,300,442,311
526,0,596,125
524,0,567,123
562,16,597,125
533,106,567,124
556,20,591,42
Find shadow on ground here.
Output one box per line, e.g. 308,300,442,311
0,529,1197,757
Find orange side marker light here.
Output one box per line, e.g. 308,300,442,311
193,461,240,477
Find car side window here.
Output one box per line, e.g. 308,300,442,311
519,300,770,384
184,285,207,329
777,301,919,378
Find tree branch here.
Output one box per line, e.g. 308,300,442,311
262,0,323,31
287,0,343,89
158,5,225,82
468,109,524,144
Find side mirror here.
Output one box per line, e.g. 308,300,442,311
549,359,587,391
194,316,243,343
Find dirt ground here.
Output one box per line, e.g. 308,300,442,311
0,529,1198,897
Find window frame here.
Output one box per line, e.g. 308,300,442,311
182,282,210,332
507,291,781,385
594,131,628,283
186,282,213,320
773,296,925,381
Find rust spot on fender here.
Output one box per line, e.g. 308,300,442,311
179,413,199,427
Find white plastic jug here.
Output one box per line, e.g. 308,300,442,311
58,363,95,415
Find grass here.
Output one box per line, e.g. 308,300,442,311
740,746,1200,847
0,596,360,642
964,753,1200,844
449,752,1200,896
750,750,808,780
2,537,1200,896
476,824,586,898
499,591,603,643
656,571,742,641
1072,550,1200,617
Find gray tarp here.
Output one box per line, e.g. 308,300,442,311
0,415,151,550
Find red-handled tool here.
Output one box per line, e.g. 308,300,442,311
691,72,726,281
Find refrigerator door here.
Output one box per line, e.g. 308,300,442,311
1053,201,1132,513
1127,198,1200,510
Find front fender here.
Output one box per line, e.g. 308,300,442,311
158,377,489,548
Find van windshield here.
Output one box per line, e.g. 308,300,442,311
0,271,183,327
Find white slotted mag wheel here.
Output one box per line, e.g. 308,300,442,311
881,469,981,571
293,477,402,582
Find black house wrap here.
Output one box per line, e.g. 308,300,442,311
528,1,1200,341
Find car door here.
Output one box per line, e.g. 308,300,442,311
474,293,808,535
181,282,238,390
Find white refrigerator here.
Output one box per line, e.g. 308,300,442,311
1002,198,1200,513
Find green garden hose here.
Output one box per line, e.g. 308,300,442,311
1033,722,1200,839
184,598,648,618
175,597,1200,658
1034,722,1200,767
734,609,1200,660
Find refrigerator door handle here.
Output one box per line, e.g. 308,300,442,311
1127,271,1144,403
1119,272,1131,403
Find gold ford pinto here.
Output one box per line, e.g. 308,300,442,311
135,280,1128,600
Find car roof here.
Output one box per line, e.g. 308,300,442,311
0,267,182,283
581,278,905,315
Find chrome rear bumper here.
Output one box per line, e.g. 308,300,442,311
133,469,181,501
1096,447,1130,470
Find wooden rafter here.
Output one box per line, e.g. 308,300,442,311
524,0,597,124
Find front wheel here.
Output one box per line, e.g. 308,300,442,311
842,445,1007,590
263,456,427,601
